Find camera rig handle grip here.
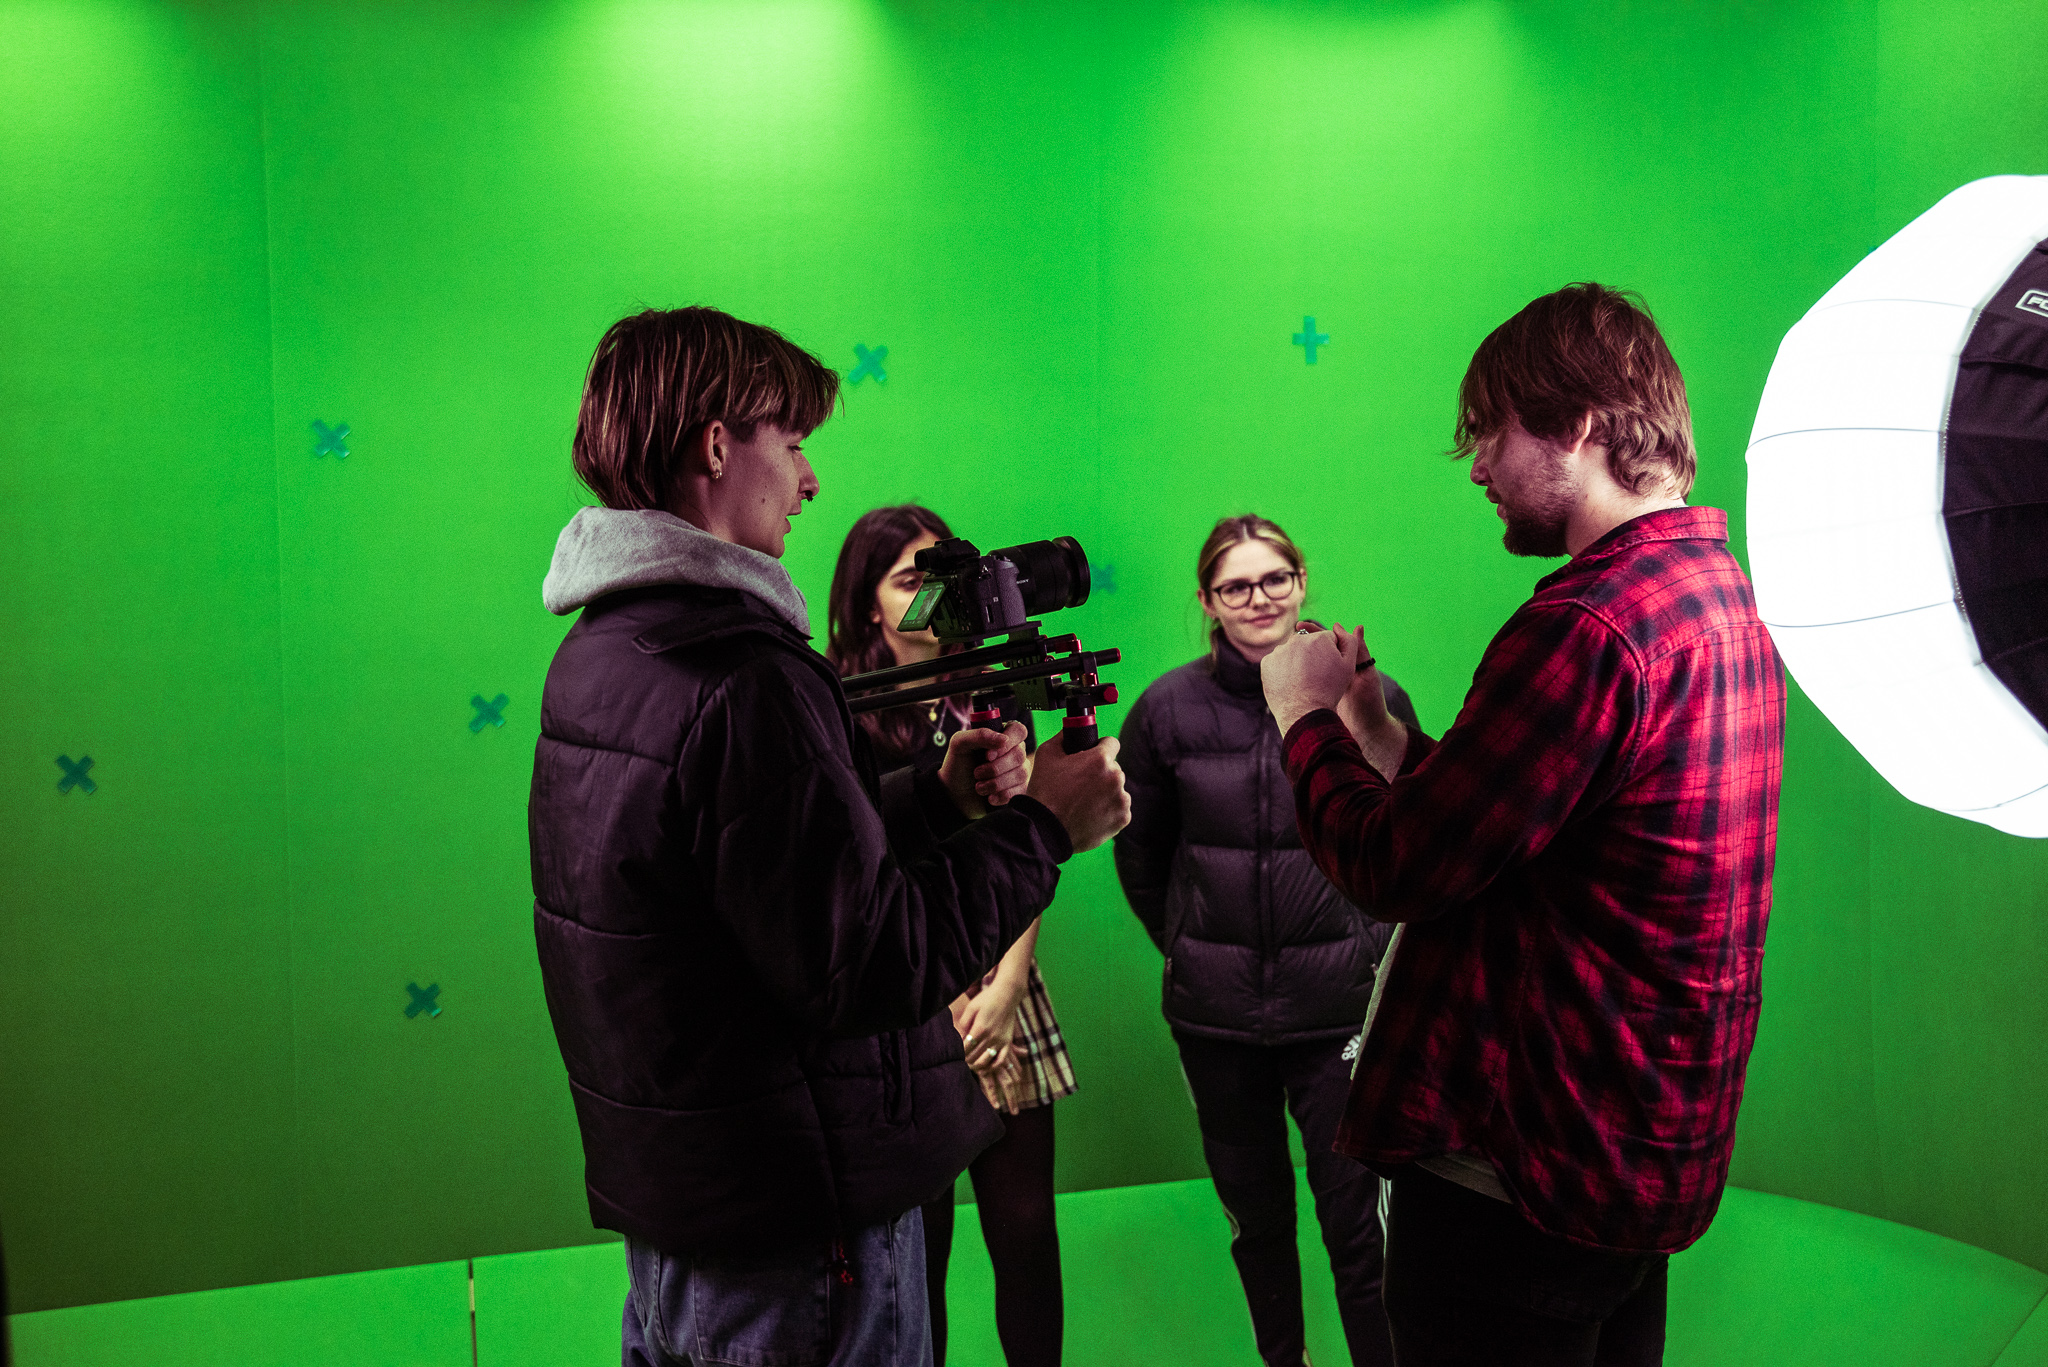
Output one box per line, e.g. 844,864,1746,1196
968,689,1024,734
1060,688,1119,752
1060,647,1121,753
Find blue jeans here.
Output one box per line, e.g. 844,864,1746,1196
623,1208,933,1367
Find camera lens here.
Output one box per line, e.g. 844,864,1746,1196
994,537,1091,616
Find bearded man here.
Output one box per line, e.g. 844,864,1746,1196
1262,283,1786,1367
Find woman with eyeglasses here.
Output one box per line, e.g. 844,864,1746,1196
1114,514,1417,1367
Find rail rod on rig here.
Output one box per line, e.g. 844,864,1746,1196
844,648,1121,715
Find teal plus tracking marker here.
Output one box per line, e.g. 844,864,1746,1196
1292,317,1330,364
848,343,888,384
312,420,351,458
470,693,508,732
1096,563,1118,594
405,982,442,1019
56,754,97,794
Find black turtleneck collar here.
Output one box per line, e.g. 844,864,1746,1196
1211,636,1267,699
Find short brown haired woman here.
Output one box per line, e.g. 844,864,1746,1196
828,504,1076,1367
1113,515,1417,1367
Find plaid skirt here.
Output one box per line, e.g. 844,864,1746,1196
969,958,1077,1115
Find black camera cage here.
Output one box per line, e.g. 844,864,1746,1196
841,622,1120,753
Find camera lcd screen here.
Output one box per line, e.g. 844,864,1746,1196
898,580,948,632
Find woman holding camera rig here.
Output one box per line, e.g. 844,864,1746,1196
1114,514,1418,1367
828,504,1075,1367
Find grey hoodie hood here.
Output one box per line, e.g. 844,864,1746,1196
541,507,812,638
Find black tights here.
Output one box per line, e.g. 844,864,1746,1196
921,1104,1062,1367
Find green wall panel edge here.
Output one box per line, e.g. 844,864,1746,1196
0,0,299,1312
1667,1188,2047,1367
1994,1298,2048,1367
14,1185,2047,1367
6,1259,472,1367
473,1240,624,1367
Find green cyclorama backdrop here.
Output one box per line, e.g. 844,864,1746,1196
4,0,2046,1316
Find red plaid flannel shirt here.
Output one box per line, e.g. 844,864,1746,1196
1282,507,1784,1254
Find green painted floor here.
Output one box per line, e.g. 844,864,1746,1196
10,1179,2048,1366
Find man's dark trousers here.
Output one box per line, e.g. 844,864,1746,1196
1174,1030,1395,1367
1383,1166,1668,1367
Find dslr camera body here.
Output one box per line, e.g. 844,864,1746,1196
843,535,1120,754
898,537,1092,641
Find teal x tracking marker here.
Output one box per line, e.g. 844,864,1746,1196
312,420,351,458
470,693,508,732
405,982,441,1019
1292,316,1330,364
56,754,97,794
849,343,888,384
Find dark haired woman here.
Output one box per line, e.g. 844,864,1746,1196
828,504,1075,1367
1114,515,1417,1367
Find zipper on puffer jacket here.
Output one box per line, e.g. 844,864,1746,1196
881,1032,909,1123
1255,712,1274,963
1256,710,1281,1041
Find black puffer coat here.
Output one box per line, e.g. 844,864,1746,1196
530,585,1070,1254
1114,641,1416,1044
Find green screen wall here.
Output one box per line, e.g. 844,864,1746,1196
4,0,2046,1315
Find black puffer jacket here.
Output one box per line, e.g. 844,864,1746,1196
1114,641,1416,1044
529,585,1069,1254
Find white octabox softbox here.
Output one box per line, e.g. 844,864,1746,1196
1748,175,2048,838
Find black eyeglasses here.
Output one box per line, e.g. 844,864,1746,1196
1208,570,1300,608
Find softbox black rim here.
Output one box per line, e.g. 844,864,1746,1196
1946,237,2048,732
